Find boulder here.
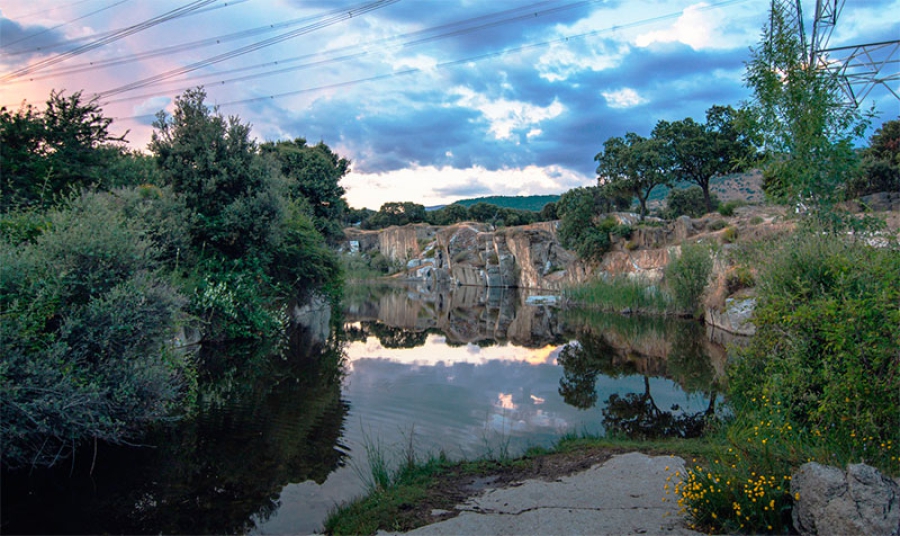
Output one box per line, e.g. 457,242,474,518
792,462,900,536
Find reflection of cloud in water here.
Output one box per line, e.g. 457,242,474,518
346,335,562,367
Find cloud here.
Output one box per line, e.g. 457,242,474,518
450,86,565,141
635,3,721,50
601,88,646,108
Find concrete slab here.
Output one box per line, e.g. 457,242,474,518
379,452,702,536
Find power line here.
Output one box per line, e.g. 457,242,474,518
1,0,130,51
0,0,219,81
94,0,400,99
99,0,601,102
8,0,405,81
112,0,752,120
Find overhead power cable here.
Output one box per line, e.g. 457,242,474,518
0,0,219,82
95,0,400,99
9,0,411,81
0,0,129,51
3,0,250,58
113,0,751,120
101,0,603,104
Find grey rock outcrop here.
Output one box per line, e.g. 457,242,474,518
792,462,900,536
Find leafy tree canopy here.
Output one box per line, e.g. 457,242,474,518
743,0,870,206
260,138,350,242
595,133,670,219
1,90,127,210
653,105,756,212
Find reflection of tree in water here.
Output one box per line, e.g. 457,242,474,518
2,322,350,535
557,319,718,439
366,321,429,349
602,376,713,440
557,333,634,410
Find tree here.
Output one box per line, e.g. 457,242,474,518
1,90,127,210
848,117,900,198
364,201,426,229
595,133,670,219
150,88,280,260
743,1,870,206
653,105,756,212
556,187,619,262
260,138,350,242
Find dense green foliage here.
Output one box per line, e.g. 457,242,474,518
260,138,350,242
449,194,559,212
1,87,346,469
729,232,899,465
664,242,713,317
744,1,869,205
847,118,900,199
0,192,192,469
654,105,756,212
0,90,128,210
556,187,623,261
595,132,670,219
663,186,720,218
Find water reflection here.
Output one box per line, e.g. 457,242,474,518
2,321,348,535
3,283,733,535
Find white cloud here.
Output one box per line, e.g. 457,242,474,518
634,2,758,51
450,87,565,141
601,88,646,108
536,41,627,82
343,164,592,209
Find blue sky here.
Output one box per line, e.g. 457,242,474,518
2,0,898,209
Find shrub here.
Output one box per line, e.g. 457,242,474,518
665,242,713,317
611,223,633,239
707,219,728,231
664,186,719,218
728,233,900,465
718,200,745,217
721,226,738,243
0,192,192,469
750,216,764,225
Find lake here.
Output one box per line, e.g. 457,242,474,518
1,283,730,535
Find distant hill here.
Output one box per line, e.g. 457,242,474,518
451,194,560,212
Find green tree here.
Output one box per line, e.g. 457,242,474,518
149,88,280,260
665,242,713,318
664,186,720,219
654,105,755,212
364,201,426,229
260,138,350,243
595,133,670,219
1,90,127,210
556,187,618,262
848,117,900,198
426,203,468,226
743,1,869,206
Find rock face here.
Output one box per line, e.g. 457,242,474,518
792,462,900,536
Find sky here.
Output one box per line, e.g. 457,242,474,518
1,0,898,209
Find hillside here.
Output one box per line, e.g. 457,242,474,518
450,194,560,212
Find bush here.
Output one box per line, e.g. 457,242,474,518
0,192,192,469
750,216,764,225
665,242,713,317
717,200,745,217
707,219,728,231
664,186,719,219
728,232,900,473
721,226,738,243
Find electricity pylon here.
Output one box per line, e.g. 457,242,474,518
779,0,899,107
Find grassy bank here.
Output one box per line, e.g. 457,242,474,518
324,434,720,535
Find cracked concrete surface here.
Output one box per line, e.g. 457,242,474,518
380,452,702,535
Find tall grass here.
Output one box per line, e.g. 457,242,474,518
563,276,670,314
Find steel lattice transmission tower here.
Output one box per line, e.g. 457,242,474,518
778,0,899,107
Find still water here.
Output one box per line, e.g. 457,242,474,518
2,283,729,535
